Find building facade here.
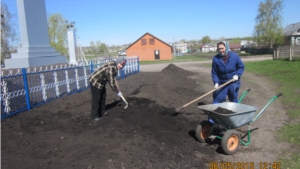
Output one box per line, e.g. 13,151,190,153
126,32,172,61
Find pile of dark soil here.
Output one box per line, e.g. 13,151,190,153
1,64,218,169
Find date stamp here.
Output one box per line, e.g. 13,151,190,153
209,162,281,169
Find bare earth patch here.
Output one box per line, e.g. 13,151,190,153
1,56,293,169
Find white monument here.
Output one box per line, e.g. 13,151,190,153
67,25,78,65
4,0,66,69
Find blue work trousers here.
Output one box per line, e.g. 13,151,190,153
213,81,240,104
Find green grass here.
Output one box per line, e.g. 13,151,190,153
244,59,300,119
245,59,300,169
280,153,300,169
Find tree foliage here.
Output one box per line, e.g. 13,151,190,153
48,13,69,56
88,40,108,55
1,2,19,63
254,0,284,48
201,36,211,45
231,38,241,44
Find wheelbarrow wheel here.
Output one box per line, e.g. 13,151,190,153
221,129,241,155
195,121,212,143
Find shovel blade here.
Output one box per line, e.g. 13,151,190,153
175,107,182,112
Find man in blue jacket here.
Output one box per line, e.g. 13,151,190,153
211,41,244,103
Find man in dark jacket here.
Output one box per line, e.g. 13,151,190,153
211,41,244,103
89,58,127,123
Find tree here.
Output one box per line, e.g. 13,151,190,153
201,36,211,45
89,41,97,54
243,36,254,41
231,37,241,44
48,13,69,56
96,41,101,53
253,0,284,48
1,2,19,63
99,43,108,54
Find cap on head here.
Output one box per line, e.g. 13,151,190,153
116,58,127,67
119,59,127,67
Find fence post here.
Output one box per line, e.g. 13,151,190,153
137,57,140,73
90,61,94,73
273,49,276,60
289,46,292,61
22,68,31,110
121,69,125,79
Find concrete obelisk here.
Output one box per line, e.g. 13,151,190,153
4,0,66,69
68,27,78,65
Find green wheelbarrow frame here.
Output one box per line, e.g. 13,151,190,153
195,91,282,155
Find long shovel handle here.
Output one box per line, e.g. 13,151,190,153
120,95,129,109
175,79,234,112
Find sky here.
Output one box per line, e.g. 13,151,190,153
2,0,300,47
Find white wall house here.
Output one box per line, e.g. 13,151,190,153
175,43,188,53
201,44,217,53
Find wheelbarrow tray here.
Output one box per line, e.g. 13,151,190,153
198,102,258,128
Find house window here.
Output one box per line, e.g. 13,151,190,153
149,38,155,45
141,39,147,46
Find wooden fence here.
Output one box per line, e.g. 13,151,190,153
273,45,300,60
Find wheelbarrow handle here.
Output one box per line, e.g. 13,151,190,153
238,88,251,103
251,93,283,123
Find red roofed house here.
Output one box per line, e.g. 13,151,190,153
229,43,242,53
126,32,172,61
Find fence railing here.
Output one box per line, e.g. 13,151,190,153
273,45,300,60
0,56,140,119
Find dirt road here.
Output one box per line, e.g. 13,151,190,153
140,56,273,72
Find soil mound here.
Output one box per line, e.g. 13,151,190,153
122,64,206,114
161,64,195,77
1,96,215,169
1,64,215,169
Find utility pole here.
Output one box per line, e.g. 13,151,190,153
173,38,176,58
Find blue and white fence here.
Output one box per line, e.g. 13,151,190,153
0,56,140,119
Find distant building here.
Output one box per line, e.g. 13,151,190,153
126,32,172,61
283,22,300,45
200,44,217,53
118,51,127,56
229,44,242,53
175,43,188,53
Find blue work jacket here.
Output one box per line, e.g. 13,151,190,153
211,51,245,84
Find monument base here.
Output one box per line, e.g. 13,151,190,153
4,46,67,69
4,55,67,69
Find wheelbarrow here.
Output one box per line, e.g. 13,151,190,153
195,93,282,155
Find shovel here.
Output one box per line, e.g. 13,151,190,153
120,95,129,109
175,79,234,112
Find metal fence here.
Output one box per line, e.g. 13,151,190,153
0,56,140,119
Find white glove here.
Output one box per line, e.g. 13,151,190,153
214,83,219,89
233,75,239,81
117,91,123,97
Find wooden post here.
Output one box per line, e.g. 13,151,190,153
276,48,279,59
289,46,292,61
273,49,276,60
